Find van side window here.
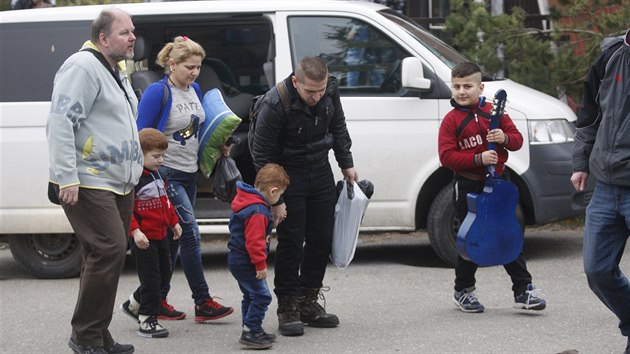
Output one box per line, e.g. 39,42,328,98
0,21,91,102
287,16,410,95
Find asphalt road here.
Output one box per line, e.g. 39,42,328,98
0,227,628,354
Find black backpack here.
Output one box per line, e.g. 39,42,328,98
247,80,291,154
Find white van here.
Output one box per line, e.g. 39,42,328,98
0,0,591,278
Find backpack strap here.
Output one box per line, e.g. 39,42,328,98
276,80,291,115
455,109,492,138
455,110,475,138
81,48,133,110
154,81,170,129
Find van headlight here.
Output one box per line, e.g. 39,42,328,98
527,119,575,144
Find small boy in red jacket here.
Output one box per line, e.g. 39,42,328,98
438,62,546,313
120,128,182,338
228,163,290,349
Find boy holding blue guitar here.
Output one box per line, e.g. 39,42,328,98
438,62,546,313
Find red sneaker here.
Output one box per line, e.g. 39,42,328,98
158,300,186,320
195,298,234,322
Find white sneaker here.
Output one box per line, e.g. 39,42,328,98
138,315,169,338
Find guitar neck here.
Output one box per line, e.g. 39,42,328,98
485,89,507,177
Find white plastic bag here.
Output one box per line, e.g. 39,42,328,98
330,180,370,269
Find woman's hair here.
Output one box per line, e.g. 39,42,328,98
138,128,168,153
295,56,328,83
156,36,206,73
255,163,290,192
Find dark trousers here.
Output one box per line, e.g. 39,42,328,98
453,176,532,297
274,163,337,297
228,251,272,332
131,237,172,316
61,188,133,347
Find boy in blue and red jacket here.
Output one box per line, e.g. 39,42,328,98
120,128,182,338
228,163,290,349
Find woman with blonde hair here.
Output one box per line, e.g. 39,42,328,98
124,36,234,325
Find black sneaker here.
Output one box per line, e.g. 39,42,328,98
195,297,234,323
68,338,107,354
240,330,273,349
514,284,546,310
453,287,485,313
120,300,139,323
138,316,169,338
158,300,186,320
277,295,304,336
104,342,134,354
261,330,277,342
299,287,339,328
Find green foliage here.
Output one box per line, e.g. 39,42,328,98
445,0,630,106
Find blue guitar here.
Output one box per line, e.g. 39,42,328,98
455,89,524,266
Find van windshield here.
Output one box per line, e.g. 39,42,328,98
379,9,467,69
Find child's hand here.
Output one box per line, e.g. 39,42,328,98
481,150,499,165
487,128,506,144
256,268,267,280
172,223,182,240
132,229,150,249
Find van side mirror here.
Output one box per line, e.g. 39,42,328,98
401,57,431,90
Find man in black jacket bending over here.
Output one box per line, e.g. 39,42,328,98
250,56,358,337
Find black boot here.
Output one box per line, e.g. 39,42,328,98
299,287,339,328
277,295,304,336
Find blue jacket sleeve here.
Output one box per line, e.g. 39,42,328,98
137,81,168,131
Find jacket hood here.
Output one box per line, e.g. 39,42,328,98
231,181,268,213
600,29,629,52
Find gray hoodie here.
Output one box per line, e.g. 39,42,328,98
47,45,142,195
573,29,630,186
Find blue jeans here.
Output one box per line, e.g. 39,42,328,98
228,251,271,332
584,181,630,338
159,166,210,305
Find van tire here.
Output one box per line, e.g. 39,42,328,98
427,183,526,268
427,184,458,268
8,234,81,279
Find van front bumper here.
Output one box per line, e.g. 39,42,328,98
520,142,593,224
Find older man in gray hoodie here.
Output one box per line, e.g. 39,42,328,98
47,8,142,354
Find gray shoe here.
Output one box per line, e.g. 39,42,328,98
453,287,485,313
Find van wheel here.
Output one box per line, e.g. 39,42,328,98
427,183,526,268
8,234,81,279
427,184,458,268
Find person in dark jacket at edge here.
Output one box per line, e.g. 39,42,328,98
571,28,630,354
250,56,359,337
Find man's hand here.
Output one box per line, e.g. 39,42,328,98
481,150,498,165
172,223,182,240
59,185,79,205
571,171,589,191
256,267,268,280
342,167,358,185
272,203,287,228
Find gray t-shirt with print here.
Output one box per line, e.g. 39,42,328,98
163,86,206,173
